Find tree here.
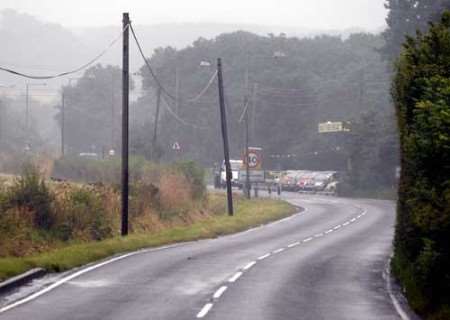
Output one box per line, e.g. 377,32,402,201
383,0,450,61
55,64,133,155
392,12,450,318
134,31,396,195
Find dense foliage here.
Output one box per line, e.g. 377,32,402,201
392,12,450,319
383,0,450,60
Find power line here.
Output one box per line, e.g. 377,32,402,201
187,70,218,102
129,24,177,101
0,25,129,80
159,93,208,130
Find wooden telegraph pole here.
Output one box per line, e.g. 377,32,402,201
217,58,234,216
121,12,130,236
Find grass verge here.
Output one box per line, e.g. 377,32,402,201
0,194,297,281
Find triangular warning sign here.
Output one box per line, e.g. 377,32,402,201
172,142,181,151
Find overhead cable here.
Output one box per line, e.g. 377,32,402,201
187,70,218,102
160,94,209,130
129,24,177,101
0,24,129,80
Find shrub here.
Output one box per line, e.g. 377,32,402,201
3,164,54,230
174,161,206,200
55,187,114,241
392,11,450,317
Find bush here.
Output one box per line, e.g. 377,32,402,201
2,164,54,230
392,11,450,318
55,187,114,241
174,161,206,200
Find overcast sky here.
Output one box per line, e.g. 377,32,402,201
1,0,387,30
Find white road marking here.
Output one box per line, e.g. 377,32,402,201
343,222,350,226
0,243,190,314
213,286,228,299
228,272,243,283
258,253,271,260
351,218,356,222
334,225,341,230
325,229,333,234
273,248,285,254
288,242,301,248
197,303,214,318
303,237,313,243
243,261,256,271
315,233,324,237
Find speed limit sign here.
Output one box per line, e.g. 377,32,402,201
243,147,262,170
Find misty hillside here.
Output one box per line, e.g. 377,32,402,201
0,9,380,86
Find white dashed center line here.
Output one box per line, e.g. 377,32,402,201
197,303,214,318
243,261,256,271
228,272,243,283
288,241,301,248
258,253,271,260
213,286,228,299
194,208,369,319
273,248,285,254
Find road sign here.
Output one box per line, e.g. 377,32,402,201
239,170,265,183
318,121,351,133
242,147,263,170
172,142,181,151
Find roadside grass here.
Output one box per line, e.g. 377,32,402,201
0,194,297,281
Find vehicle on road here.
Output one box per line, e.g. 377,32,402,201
220,160,243,188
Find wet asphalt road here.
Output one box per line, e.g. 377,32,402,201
0,193,400,320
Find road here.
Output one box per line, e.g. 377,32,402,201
0,193,402,320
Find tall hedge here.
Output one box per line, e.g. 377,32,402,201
392,11,450,319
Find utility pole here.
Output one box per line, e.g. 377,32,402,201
61,91,65,157
25,84,29,144
121,12,130,236
217,58,234,216
244,54,251,199
111,73,115,153
251,83,258,142
152,87,162,162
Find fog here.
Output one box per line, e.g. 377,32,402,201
2,0,387,31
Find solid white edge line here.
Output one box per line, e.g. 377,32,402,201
303,237,313,243
273,248,285,254
243,261,256,271
197,303,214,318
325,229,333,234
0,251,138,313
334,225,341,230
385,258,411,320
351,218,356,222
315,233,324,237
228,271,243,283
0,243,189,314
213,286,228,299
343,222,350,226
258,253,271,260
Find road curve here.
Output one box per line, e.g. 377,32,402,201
0,193,399,320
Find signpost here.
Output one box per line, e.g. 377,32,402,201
240,147,264,183
318,121,351,133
